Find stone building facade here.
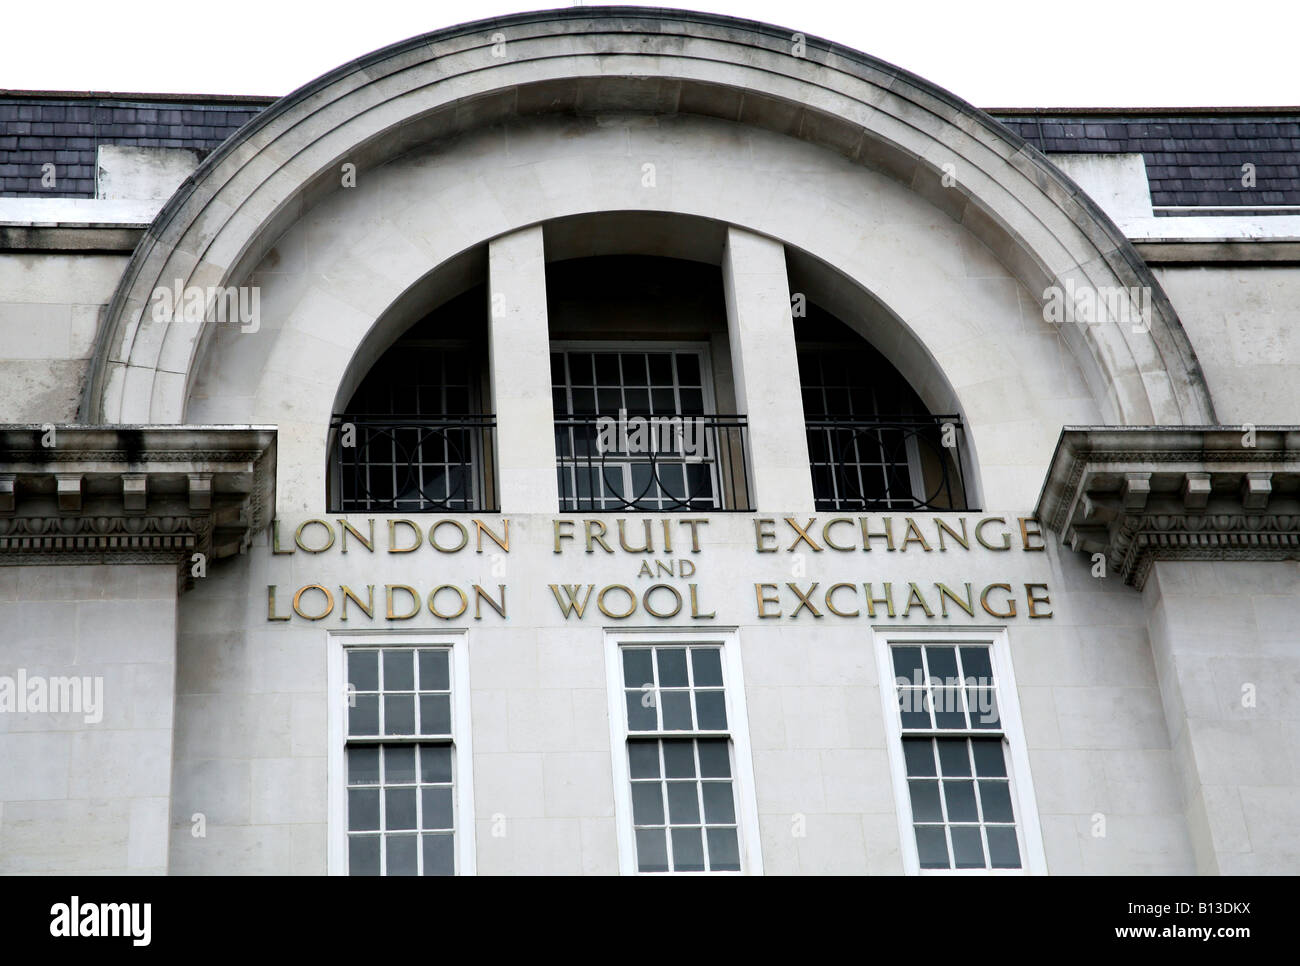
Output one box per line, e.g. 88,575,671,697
0,8,1297,875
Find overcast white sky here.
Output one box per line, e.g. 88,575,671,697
4,0,1297,107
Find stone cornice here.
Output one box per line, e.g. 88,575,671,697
1035,426,1300,589
0,425,276,586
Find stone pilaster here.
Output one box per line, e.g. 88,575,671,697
487,226,560,514
1037,425,1300,873
0,424,276,874
721,227,815,511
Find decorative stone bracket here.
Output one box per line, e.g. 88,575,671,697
1035,427,1300,589
0,426,276,589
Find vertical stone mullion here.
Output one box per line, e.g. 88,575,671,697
487,226,560,513
721,226,815,512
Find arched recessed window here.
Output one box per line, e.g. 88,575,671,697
797,308,971,511
329,284,496,513
547,256,751,512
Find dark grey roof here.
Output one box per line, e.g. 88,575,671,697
0,92,271,198
992,109,1300,211
2,92,1298,212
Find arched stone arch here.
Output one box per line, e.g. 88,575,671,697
87,7,1215,439
180,109,1105,509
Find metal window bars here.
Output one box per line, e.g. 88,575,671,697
804,415,972,511
554,413,752,512
330,414,497,513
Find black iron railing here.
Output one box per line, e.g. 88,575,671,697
330,414,497,513
805,415,972,511
555,413,752,511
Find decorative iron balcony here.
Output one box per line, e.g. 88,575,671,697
329,414,497,513
805,415,973,511
555,412,752,512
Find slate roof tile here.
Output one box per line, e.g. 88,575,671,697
3,95,1298,210
997,110,1300,210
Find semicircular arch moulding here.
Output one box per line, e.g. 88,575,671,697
87,7,1216,435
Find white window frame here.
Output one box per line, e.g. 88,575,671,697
603,626,763,875
548,340,720,415
327,629,476,875
873,626,1046,875
551,340,725,511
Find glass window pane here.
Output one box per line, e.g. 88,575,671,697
678,388,704,416
647,353,672,384
628,740,660,779
667,780,701,824
979,780,1016,823
636,828,669,872
901,738,936,777
348,694,379,737
691,648,723,686
384,694,415,735
421,745,453,784
384,745,417,784
620,353,648,384
908,780,943,823
675,353,701,385
595,383,623,414
694,690,727,730
959,646,994,683
622,649,654,689
944,779,979,822
915,826,949,869
971,738,1008,777
419,650,450,691
626,690,658,731
385,787,418,831
986,825,1022,869
925,645,958,682
656,648,689,687
951,825,986,869
892,646,923,681
420,694,452,735
660,691,694,730
347,746,380,785
696,739,731,778
932,687,966,729
970,690,1000,729
421,786,455,830
936,739,972,777
671,826,705,872
898,689,931,729
348,788,380,832
348,834,380,875
631,782,665,826
386,833,418,875
569,352,593,385
702,781,736,824
663,742,697,778
348,650,378,691
422,832,455,876
706,827,741,871
383,649,415,691
655,463,684,501
624,388,650,415
594,353,620,384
